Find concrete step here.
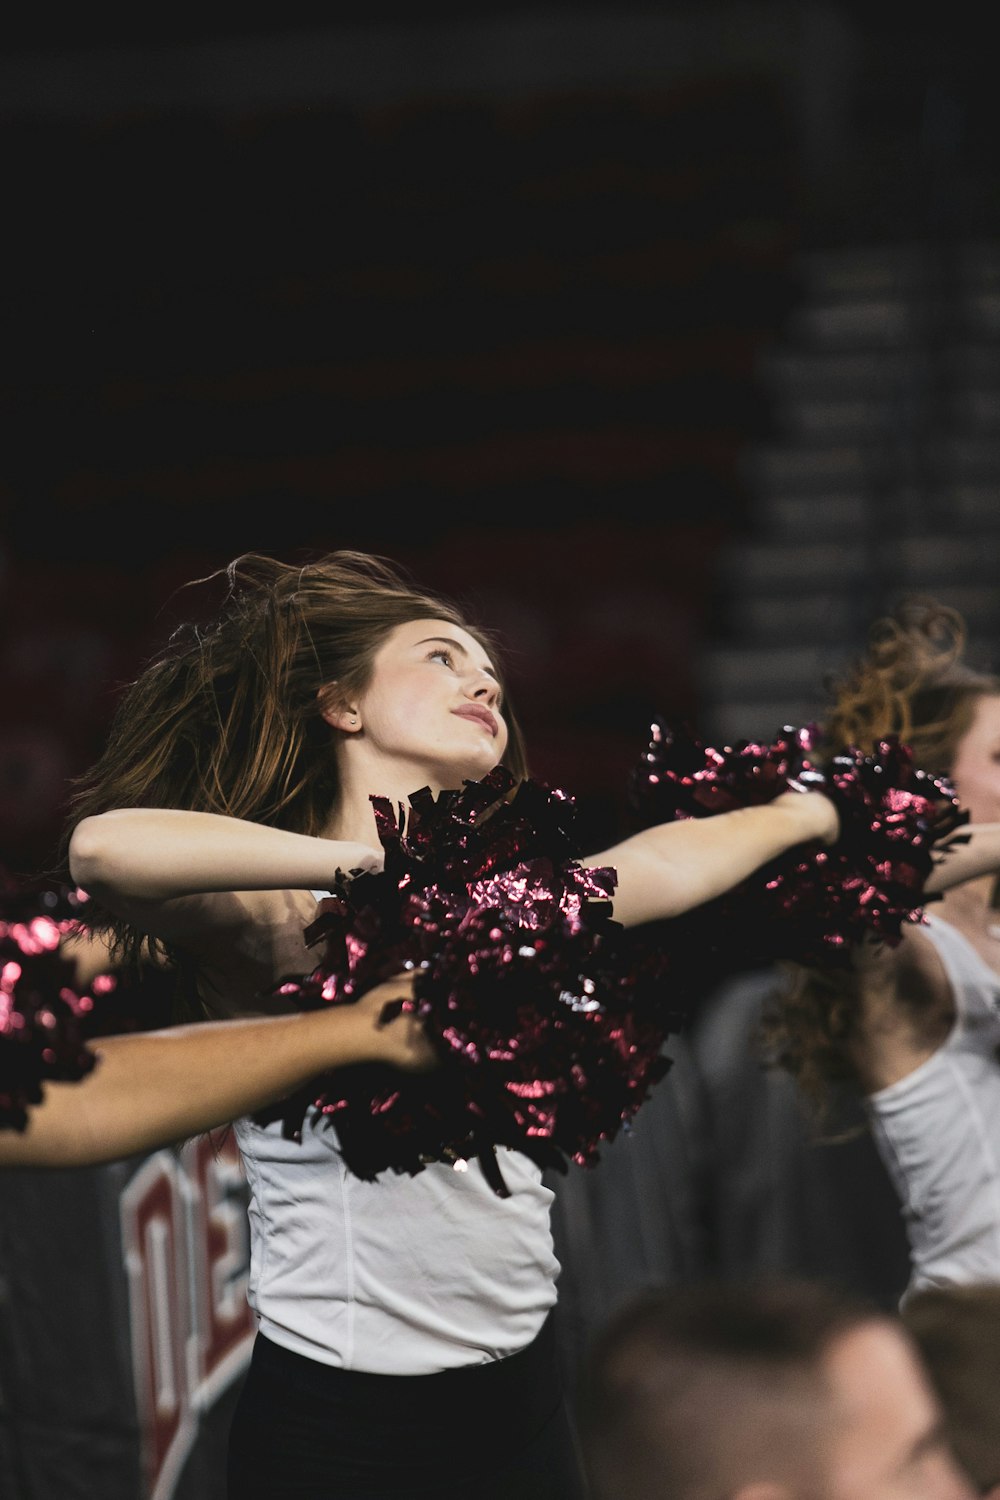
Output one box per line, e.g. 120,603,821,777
773,395,930,442
742,443,874,493
794,243,938,300
701,696,828,747
948,387,1000,431
728,592,864,645
766,387,1000,442
757,347,926,397
716,538,873,591
750,492,871,540
787,298,926,350
938,483,1000,527
745,434,1000,497
698,643,833,698
961,293,1000,338
760,343,1000,394
890,532,1000,585
929,434,1000,479
957,241,1000,287
944,344,1000,383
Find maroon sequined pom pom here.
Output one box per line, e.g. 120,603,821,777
628,720,968,970
628,717,824,824
264,767,683,1194
0,878,98,1131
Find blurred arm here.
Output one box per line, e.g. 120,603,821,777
68,808,382,902
0,974,429,1169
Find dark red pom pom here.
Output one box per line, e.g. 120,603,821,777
628,720,969,970
0,877,98,1131
263,768,682,1193
628,717,825,824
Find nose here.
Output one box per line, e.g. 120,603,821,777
467,669,500,706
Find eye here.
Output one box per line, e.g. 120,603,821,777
427,646,456,668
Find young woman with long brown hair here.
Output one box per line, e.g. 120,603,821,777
58,547,844,1500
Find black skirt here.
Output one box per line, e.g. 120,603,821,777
226,1311,589,1500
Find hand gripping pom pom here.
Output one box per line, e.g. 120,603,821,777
0,875,98,1131
627,720,969,971
261,767,688,1195
771,736,969,964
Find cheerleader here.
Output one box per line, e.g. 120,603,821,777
59,548,840,1500
760,598,1000,1304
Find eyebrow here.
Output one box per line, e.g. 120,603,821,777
417,635,500,684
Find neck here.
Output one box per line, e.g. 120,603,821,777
322,764,465,845
938,872,1000,928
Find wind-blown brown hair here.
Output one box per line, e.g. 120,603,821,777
56,549,528,976
762,596,1000,1117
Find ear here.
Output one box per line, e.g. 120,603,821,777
318,685,361,732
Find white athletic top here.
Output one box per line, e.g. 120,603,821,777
234,889,559,1373
233,1114,559,1374
865,915,1000,1304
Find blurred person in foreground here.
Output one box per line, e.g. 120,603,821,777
902,1281,1000,1498
577,1276,976,1500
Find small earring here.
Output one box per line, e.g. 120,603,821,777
349,715,358,725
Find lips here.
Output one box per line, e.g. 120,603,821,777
452,705,498,738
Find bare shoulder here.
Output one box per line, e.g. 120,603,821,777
130,887,321,1018
856,922,954,1017
891,923,955,1017
851,923,955,1089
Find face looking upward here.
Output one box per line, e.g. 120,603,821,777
949,693,1000,826
329,617,509,797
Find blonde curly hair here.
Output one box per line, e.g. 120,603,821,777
761,596,1000,1121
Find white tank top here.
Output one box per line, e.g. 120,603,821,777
233,1109,559,1375
865,914,1000,1303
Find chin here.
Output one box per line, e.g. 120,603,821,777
451,750,504,784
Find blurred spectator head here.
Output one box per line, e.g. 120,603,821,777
577,1276,976,1500
902,1281,1000,1498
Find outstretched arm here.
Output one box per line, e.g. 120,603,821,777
0,974,430,1169
68,808,383,903
584,789,838,928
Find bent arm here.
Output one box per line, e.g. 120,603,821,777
585,790,838,928
925,822,1000,894
69,808,381,902
0,976,429,1169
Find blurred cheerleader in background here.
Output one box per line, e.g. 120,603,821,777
762,598,1000,1304
624,594,1000,1314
